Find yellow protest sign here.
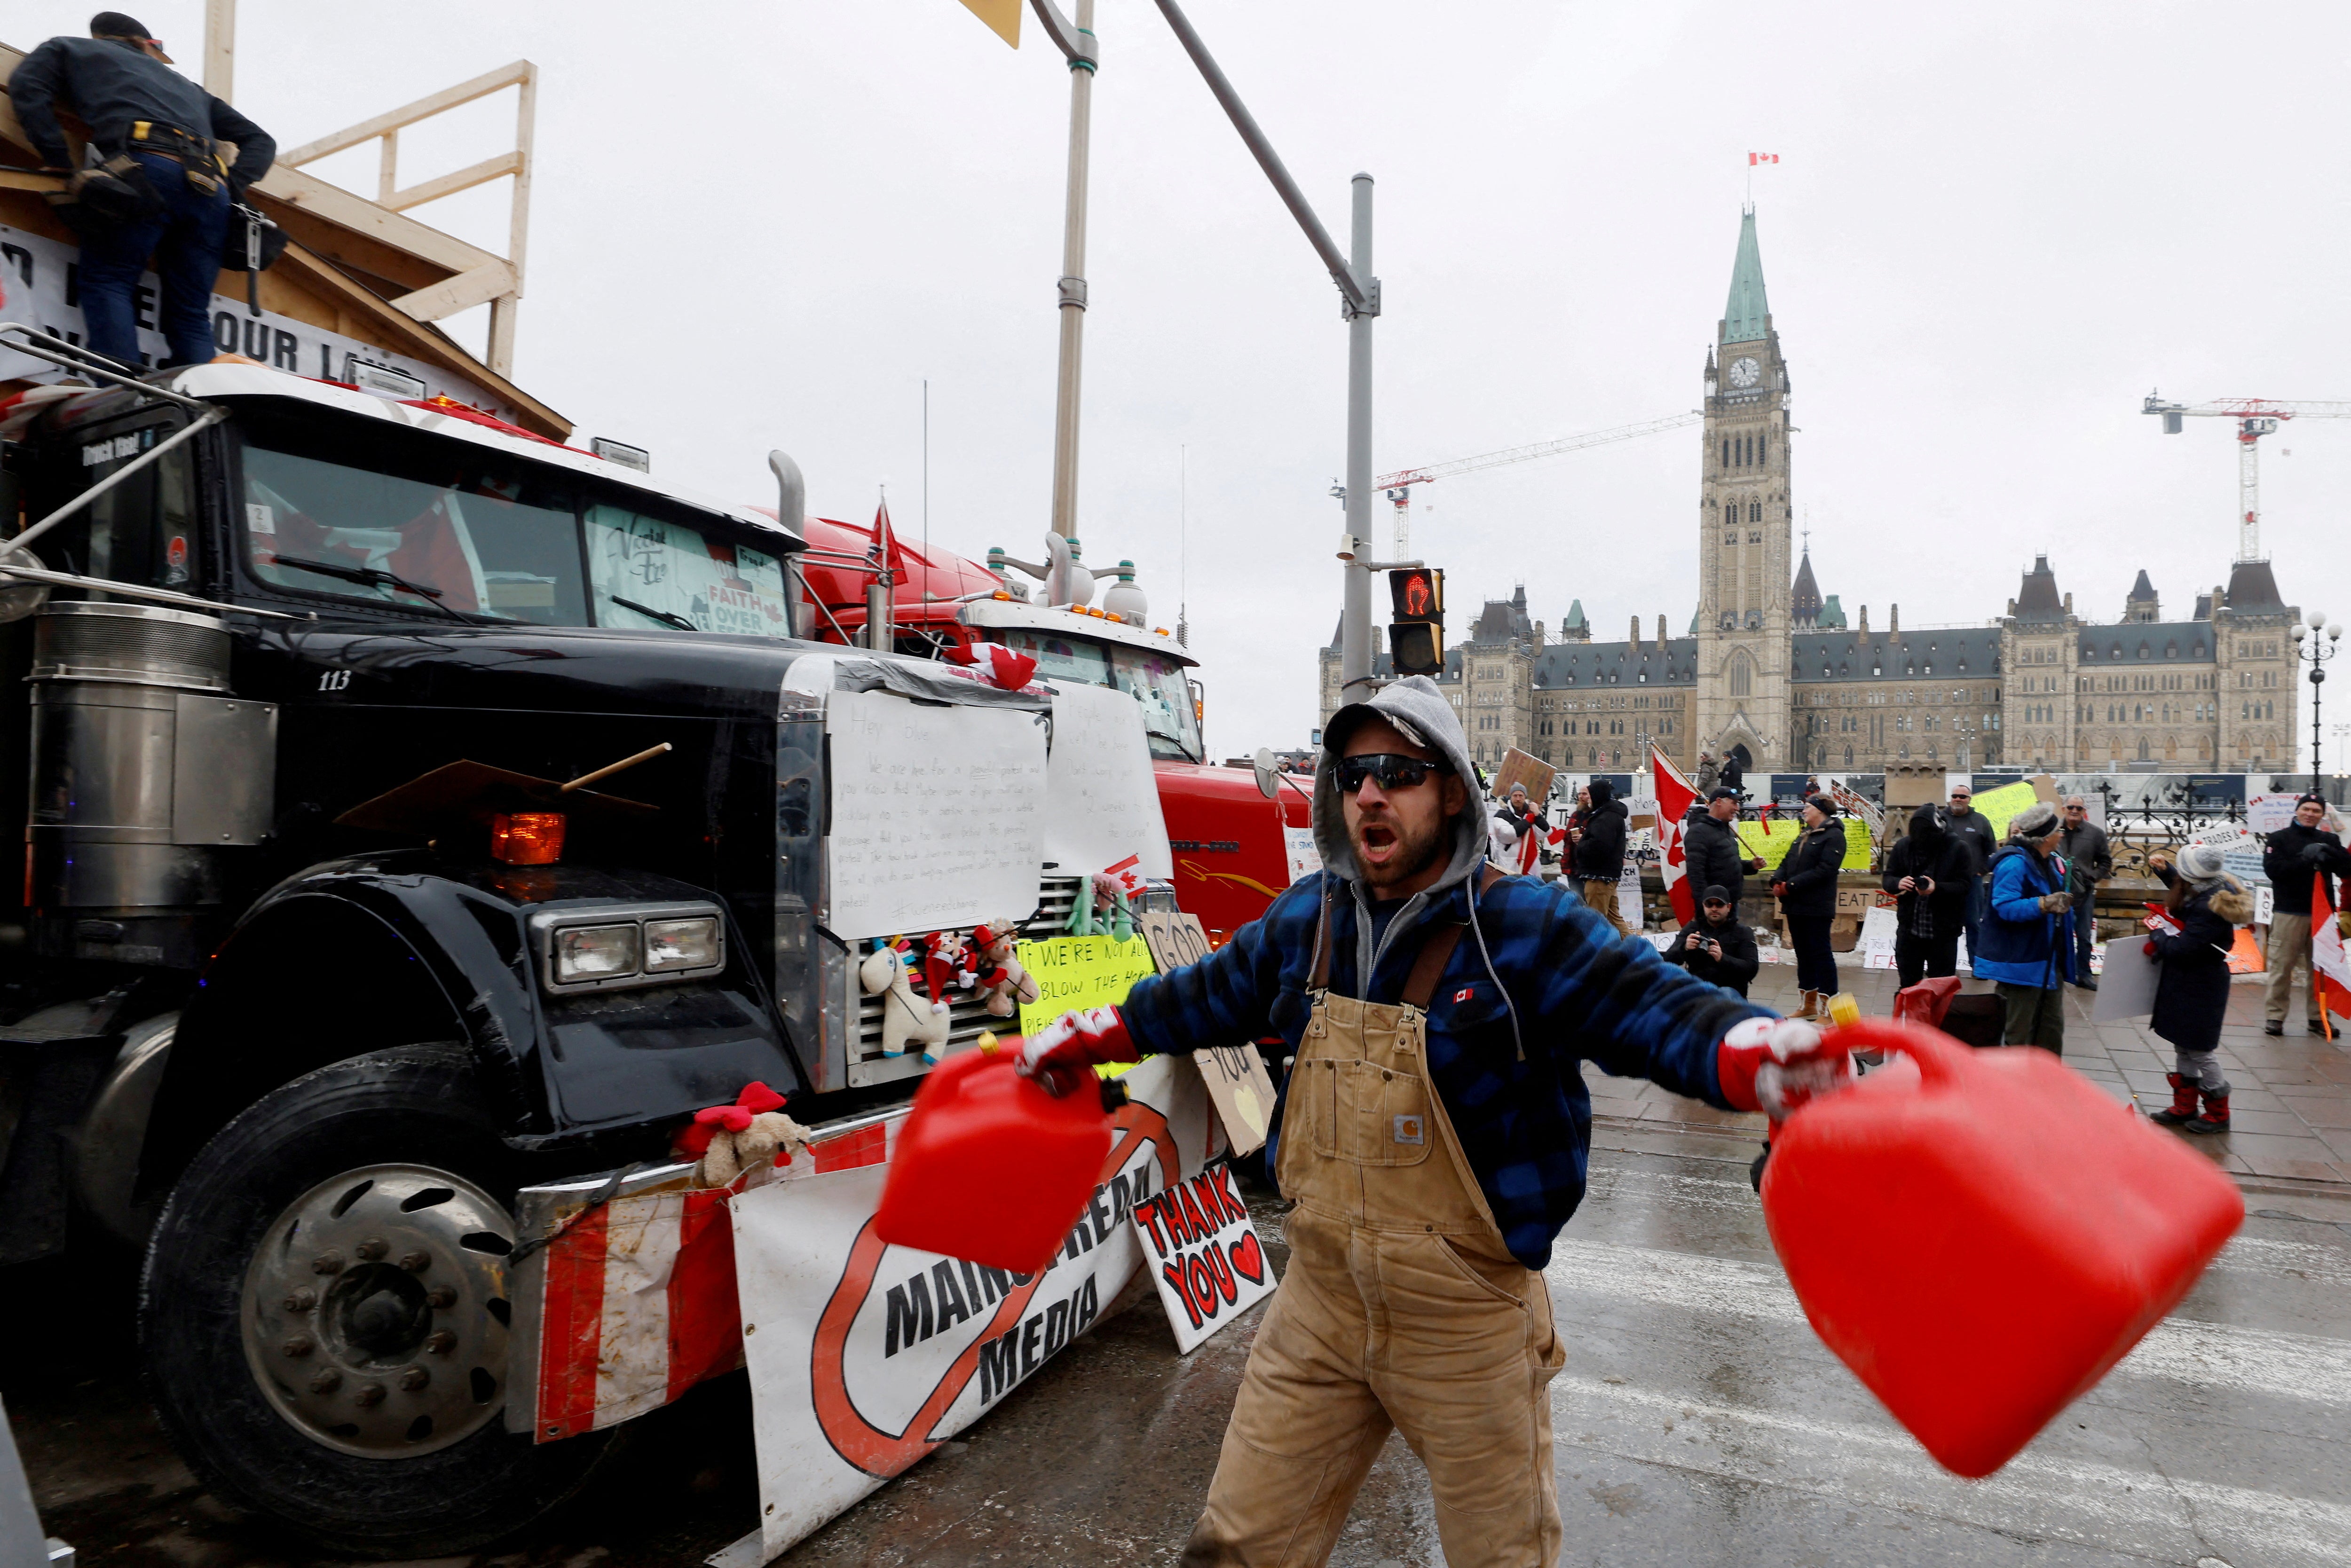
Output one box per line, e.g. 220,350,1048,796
1016,933,1158,1036
1737,817,1876,872
1970,780,2042,843
955,0,1023,46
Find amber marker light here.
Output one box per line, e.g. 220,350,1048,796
491,812,567,865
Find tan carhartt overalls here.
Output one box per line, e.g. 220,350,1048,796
1183,876,1565,1568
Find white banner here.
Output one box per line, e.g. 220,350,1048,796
1043,681,1173,883
730,1054,1220,1562
0,221,519,419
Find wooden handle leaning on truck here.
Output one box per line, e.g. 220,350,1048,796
561,742,673,793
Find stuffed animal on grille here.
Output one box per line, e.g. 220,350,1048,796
967,919,1041,1019
860,941,950,1061
1065,873,1136,942
673,1081,813,1188
920,929,976,1015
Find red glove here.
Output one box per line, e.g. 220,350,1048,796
2142,938,2157,957
1715,1016,1851,1120
1015,1005,1139,1097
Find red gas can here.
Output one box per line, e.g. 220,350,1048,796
874,1044,1114,1274
1762,1019,2243,1478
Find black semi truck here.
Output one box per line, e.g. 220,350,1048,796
0,339,1102,1555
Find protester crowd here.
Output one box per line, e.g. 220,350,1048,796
1494,763,2351,1076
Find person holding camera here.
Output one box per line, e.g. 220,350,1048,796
1665,884,1760,997
1880,803,1972,987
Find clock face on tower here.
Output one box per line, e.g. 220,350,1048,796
1728,355,1761,389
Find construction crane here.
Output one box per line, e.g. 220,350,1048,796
2143,393,2351,561
1373,411,1702,558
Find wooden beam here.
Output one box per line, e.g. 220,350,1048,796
390,260,516,322
0,168,63,192
249,165,500,276
279,60,531,167
204,0,237,100
382,150,521,213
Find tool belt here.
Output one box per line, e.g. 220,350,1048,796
44,153,164,236
128,121,231,197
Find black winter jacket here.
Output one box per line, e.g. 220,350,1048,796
1682,809,1755,910
2148,867,2256,1052
1945,807,1998,880
8,36,275,193
2262,821,2351,915
1774,820,1845,919
1665,914,1760,996
1572,780,1628,882
1880,822,1972,931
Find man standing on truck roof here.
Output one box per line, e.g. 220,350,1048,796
1018,674,1851,1567
8,12,276,370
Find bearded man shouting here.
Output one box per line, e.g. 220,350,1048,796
1019,675,1847,1567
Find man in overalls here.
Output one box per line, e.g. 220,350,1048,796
1022,675,1848,1566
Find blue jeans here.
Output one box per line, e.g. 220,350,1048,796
79,150,230,369
1963,876,1986,967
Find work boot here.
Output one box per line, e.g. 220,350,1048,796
2264,1020,2285,1037
2185,1092,2231,1135
1791,990,1821,1021
2148,1072,2200,1128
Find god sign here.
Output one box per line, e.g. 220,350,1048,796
1131,1162,1277,1353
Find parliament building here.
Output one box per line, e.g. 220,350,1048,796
1321,209,2304,779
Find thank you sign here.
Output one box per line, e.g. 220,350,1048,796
1131,1160,1277,1353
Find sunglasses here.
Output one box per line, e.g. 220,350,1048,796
1335,753,1447,793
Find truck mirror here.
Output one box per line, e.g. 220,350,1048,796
1252,747,1280,801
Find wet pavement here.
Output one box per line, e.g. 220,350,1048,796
11,955,2351,1567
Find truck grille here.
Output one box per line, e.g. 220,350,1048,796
844,874,1087,1081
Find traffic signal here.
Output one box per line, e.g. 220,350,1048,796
1388,567,1445,676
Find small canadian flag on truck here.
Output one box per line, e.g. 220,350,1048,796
1103,854,1147,899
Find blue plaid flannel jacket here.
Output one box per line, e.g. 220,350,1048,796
1121,869,1772,1270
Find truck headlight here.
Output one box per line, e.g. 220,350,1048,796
556,923,640,982
644,916,721,972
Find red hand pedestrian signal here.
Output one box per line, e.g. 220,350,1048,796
1388,568,1443,621
1388,568,1446,676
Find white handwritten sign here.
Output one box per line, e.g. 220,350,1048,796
1131,1160,1276,1354
825,689,1046,938
1042,682,1173,880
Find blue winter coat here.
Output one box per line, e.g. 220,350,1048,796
1972,843,2076,987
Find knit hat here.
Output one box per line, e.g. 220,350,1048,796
1807,794,1838,818
2176,842,2228,887
2009,802,2060,842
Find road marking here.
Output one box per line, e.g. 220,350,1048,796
1545,1238,2351,1406
1553,1372,2351,1568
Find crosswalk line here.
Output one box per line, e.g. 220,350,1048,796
1553,1371,2351,1568
1545,1237,2351,1407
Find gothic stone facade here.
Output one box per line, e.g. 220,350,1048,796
1320,209,2302,776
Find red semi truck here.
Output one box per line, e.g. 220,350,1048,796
787,514,1313,945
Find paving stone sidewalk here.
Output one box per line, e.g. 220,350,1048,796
1582,950,2351,1188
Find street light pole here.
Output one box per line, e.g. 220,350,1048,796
1149,0,1383,696
1340,174,1375,699
1047,0,1097,541
2300,610,2343,795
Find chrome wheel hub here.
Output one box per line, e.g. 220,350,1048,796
239,1164,515,1457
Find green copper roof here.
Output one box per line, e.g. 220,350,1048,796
1817,594,1847,629
1562,598,1587,630
1721,208,1769,346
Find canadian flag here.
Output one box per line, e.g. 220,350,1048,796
1749,152,1781,165
2311,872,2351,1036
1103,852,1148,900
1652,745,1699,927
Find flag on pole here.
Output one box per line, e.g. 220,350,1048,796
870,498,909,576
2311,872,2351,1038
1749,152,1781,165
955,0,1024,47
1651,746,1699,928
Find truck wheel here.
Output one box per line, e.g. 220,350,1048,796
139,1043,616,1558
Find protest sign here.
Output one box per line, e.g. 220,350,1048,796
1136,911,1213,974
2093,938,2159,1021
1192,1045,1278,1157
1617,863,1644,931
1737,817,1874,871
1283,824,1322,884
1969,780,2041,843
1491,747,1556,806
1132,1160,1278,1353
1015,934,1157,1036
728,1054,1218,1561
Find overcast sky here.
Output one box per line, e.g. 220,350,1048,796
17,1,2351,765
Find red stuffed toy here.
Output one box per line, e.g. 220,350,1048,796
673,1082,810,1188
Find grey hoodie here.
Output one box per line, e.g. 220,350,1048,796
1314,675,1495,993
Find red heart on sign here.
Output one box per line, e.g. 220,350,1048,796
1228,1231,1265,1285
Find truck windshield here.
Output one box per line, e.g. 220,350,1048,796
987,627,1202,762
1108,644,1204,763
232,405,783,630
